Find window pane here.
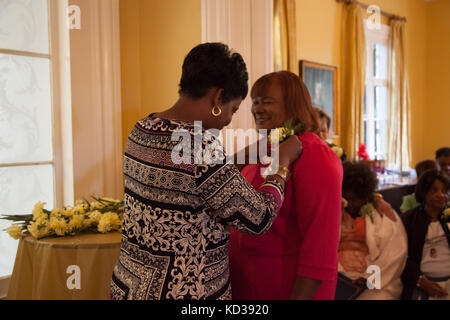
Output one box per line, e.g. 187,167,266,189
375,120,380,156
0,164,54,277
0,0,49,54
364,121,368,147
0,54,53,164
374,120,388,160
363,85,368,118
374,43,388,79
374,86,388,120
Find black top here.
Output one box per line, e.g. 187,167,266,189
400,205,450,300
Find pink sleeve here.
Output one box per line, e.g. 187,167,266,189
292,142,343,281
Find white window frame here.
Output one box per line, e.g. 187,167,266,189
0,0,66,206
364,20,391,161
0,0,74,298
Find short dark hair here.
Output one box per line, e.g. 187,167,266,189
415,160,438,179
415,169,450,204
435,147,450,159
178,42,248,104
342,161,379,202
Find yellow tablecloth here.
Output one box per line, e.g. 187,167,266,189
7,232,121,300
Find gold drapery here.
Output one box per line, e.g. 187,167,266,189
273,0,297,72
387,20,411,171
341,4,366,160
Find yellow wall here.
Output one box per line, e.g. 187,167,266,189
295,0,450,166
425,0,450,159
119,0,202,147
119,0,448,165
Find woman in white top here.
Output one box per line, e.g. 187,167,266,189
401,169,450,300
336,161,408,300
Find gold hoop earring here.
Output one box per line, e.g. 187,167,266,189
212,105,222,117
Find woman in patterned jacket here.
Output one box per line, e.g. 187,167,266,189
110,43,303,300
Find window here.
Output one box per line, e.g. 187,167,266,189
364,21,391,161
0,0,63,278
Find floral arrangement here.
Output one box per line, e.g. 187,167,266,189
1,197,124,240
328,142,347,162
357,144,370,161
269,119,305,144
360,203,375,223
443,207,450,220
331,145,344,158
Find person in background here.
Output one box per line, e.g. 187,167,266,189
315,106,331,141
401,169,450,300
313,107,393,220
314,106,346,162
229,71,343,300
400,160,439,214
436,147,450,178
110,43,303,300
336,161,407,300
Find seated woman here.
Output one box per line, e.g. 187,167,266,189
400,160,438,214
401,169,450,300
336,161,408,300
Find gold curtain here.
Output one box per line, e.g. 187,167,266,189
387,20,411,171
341,4,366,160
273,0,297,72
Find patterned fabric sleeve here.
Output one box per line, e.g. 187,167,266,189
195,162,284,235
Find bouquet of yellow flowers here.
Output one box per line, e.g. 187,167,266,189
1,197,124,240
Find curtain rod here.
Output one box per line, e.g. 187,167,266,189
336,0,407,22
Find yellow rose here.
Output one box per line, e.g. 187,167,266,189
69,214,84,231
50,217,68,236
27,221,51,239
50,208,64,218
27,222,40,239
444,208,450,218
63,208,74,217
332,146,344,158
7,225,24,240
88,210,103,223
97,212,121,233
32,201,46,220
72,203,88,214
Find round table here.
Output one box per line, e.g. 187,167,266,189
7,232,121,300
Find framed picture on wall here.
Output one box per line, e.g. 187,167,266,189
299,60,339,136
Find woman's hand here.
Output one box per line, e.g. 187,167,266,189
419,276,448,298
279,135,303,168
